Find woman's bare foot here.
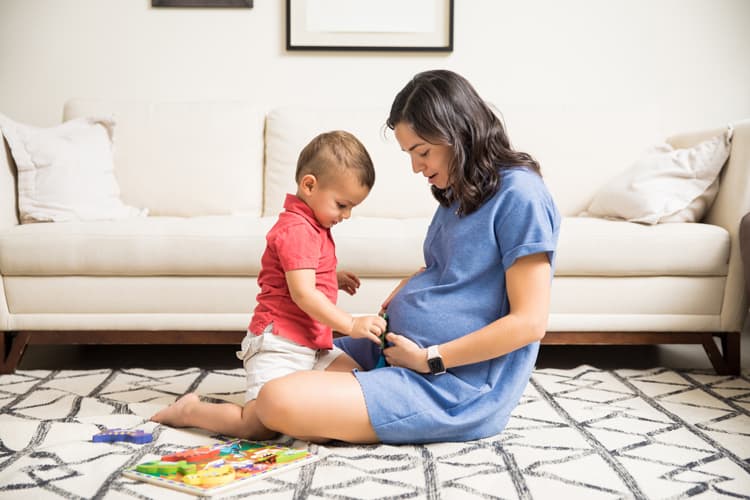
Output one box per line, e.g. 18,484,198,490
150,393,201,427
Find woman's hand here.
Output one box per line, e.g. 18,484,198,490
337,270,361,296
379,267,426,313
383,333,429,373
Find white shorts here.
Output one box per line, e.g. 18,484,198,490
236,324,344,402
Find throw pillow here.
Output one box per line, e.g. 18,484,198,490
581,127,733,224
0,113,147,223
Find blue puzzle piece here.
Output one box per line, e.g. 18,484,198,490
92,428,153,444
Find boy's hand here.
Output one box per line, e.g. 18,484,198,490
337,271,361,296
349,315,386,345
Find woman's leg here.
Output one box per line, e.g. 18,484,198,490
326,350,363,372
255,354,378,443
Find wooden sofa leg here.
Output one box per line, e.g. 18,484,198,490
702,332,741,376
0,331,30,374
720,331,741,375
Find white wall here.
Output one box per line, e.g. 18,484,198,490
1,0,749,214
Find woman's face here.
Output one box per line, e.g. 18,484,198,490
393,123,453,190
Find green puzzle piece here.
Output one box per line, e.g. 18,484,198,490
275,450,309,463
136,460,196,476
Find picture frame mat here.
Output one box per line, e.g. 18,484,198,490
287,0,453,51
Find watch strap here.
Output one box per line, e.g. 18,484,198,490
427,345,440,360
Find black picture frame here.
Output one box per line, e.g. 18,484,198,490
286,0,453,52
152,0,252,7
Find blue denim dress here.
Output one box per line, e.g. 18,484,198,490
336,168,561,443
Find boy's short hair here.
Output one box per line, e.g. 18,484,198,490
295,131,375,190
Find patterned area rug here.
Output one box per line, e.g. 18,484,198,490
0,366,748,499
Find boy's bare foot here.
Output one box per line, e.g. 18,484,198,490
150,393,200,427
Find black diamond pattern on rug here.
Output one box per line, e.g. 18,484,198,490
0,366,748,499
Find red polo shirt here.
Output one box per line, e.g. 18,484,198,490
248,194,338,349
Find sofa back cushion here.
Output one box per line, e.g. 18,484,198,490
64,100,264,217
264,107,437,218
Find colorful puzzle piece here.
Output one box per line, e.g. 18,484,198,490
183,464,236,487
136,460,196,476
275,449,309,463
162,446,221,463
248,447,278,463
92,428,153,444
218,440,264,456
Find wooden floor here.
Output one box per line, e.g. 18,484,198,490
16,322,750,372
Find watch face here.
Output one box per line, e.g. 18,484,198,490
428,356,445,374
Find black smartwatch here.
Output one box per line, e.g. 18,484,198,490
426,345,446,375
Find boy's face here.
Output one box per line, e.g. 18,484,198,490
301,169,370,228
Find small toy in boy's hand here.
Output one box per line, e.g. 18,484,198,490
374,312,390,368
92,428,153,444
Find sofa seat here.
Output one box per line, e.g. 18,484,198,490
0,213,729,328
555,217,730,276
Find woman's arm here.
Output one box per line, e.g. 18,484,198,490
286,269,384,344
384,253,551,372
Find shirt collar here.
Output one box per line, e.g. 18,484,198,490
283,193,325,230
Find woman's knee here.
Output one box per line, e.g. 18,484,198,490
254,377,295,430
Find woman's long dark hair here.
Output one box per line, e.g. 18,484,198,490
387,70,541,216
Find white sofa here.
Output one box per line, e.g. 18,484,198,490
1,101,748,374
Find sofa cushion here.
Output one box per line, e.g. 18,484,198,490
556,217,730,276
63,100,264,217
332,217,430,276
581,128,732,224
0,114,146,223
0,215,429,278
0,216,274,276
264,107,437,218
0,216,729,279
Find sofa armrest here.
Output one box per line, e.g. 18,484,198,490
0,135,17,333
741,212,750,300
0,135,19,230
670,119,750,332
